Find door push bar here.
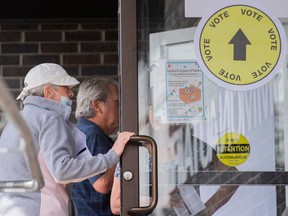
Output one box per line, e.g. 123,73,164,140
128,135,158,215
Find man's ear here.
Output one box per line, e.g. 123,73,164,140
91,100,103,113
43,85,55,99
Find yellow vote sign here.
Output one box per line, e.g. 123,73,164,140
194,1,286,91
216,132,250,166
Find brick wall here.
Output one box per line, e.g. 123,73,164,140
0,18,118,126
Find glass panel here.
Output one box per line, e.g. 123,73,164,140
137,0,288,215
139,144,152,207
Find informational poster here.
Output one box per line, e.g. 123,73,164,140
165,61,205,123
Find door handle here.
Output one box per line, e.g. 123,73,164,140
128,135,158,215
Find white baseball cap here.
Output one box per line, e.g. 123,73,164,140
17,63,80,100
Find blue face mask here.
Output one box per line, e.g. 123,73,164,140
60,96,72,107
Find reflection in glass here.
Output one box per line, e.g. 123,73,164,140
136,1,288,215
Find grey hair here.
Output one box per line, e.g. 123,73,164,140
27,84,57,97
76,76,118,119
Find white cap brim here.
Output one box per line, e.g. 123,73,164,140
16,75,80,101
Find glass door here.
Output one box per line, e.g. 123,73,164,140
119,0,288,215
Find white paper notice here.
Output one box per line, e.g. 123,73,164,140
165,61,205,123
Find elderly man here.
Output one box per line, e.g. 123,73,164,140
0,63,134,216
72,76,121,215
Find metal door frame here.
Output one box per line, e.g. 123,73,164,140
119,0,139,215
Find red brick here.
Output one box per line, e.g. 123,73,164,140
63,54,100,65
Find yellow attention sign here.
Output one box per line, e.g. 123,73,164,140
194,2,286,91
216,132,250,166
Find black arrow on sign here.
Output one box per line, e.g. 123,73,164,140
228,28,251,61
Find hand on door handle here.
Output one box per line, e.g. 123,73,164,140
112,131,135,157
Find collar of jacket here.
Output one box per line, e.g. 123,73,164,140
23,96,72,121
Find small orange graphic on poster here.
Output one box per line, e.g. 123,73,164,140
179,82,201,104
